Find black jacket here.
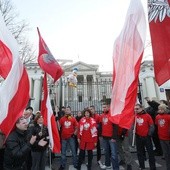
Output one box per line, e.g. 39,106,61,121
3,128,31,169
27,123,49,152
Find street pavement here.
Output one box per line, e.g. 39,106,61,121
45,149,166,170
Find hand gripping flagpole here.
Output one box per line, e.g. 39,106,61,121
132,113,137,147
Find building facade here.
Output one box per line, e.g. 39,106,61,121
26,61,112,114
25,60,170,114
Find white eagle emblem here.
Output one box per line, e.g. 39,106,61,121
148,0,170,22
64,121,71,128
158,118,165,127
84,122,90,130
102,117,108,125
137,117,144,126
42,53,56,63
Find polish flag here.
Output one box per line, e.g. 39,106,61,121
37,28,63,82
0,40,12,79
0,13,30,136
148,0,170,86
110,0,146,129
41,73,60,153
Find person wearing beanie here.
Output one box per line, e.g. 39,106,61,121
27,111,49,170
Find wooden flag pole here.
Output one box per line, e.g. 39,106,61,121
132,114,137,147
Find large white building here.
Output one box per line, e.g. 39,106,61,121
25,60,170,114
26,61,112,114
139,60,170,106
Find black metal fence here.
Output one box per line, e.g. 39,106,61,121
63,81,112,116
51,80,142,116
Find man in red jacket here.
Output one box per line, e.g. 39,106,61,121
59,106,78,170
100,103,119,170
135,104,156,170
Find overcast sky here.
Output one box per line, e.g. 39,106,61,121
13,0,150,71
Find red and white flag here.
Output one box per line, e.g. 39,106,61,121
148,0,170,86
37,28,63,82
110,0,146,129
0,40,12,79
41,73,60,153
0,13,30,136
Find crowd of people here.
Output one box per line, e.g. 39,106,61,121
0,97,169,170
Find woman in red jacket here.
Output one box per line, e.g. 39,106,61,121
77,109,97,170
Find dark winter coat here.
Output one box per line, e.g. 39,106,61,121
3,128,31,170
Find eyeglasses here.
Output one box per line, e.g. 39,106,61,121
134,108,141,110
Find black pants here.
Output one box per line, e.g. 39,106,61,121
96,137,101,161
77,149,93,170
152,126,162,154
0,148,5,170
26,151,32,170
31,150,46,170
3,162,27,170
136,135,156,170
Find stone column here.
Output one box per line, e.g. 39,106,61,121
84,75,88,101
64,77,68,104
33,77,42,112
62,78,65,106
54,80,60,108
73,87,78,101
98,80,102,100
144,76,157,98
93,75,97,100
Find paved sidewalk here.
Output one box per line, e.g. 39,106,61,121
46,153,166,170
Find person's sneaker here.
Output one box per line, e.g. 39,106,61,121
58,165,65,170
127,164,132,170
119,160,125,165
97,160,103,167
100,165,112,169
154,150,163,156
74,165,78,169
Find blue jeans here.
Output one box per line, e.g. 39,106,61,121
60,137,77,168
103,138,119,170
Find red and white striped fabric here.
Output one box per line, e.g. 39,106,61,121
148,0,170,86
0,13,30,136
37,28,63,83
41,73,61,153
110,0,146,129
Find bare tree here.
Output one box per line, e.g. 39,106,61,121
0,0,36,64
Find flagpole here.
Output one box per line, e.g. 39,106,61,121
49,147,52,169
132,113,137,147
